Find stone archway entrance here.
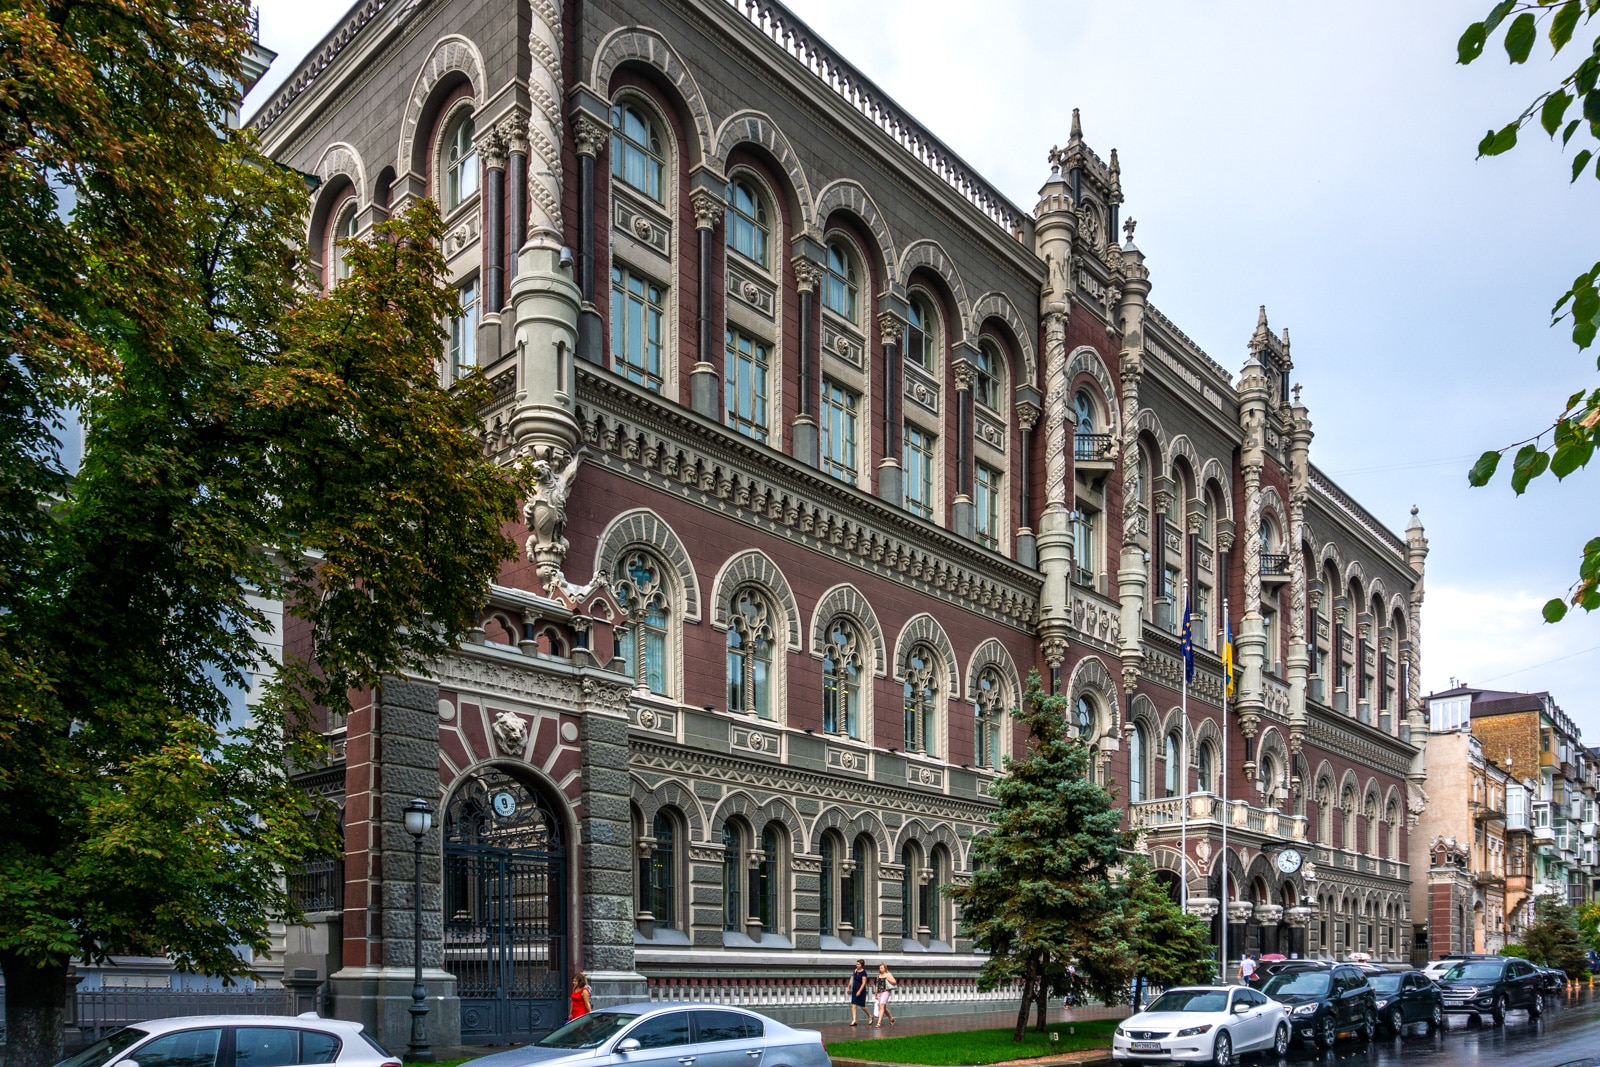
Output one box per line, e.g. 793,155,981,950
443,766,568,1044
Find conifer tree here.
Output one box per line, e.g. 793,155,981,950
1121,856,1216,989
1522,895,1590,977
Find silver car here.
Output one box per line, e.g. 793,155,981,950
51,1016,397,1067
466,1004,828,1067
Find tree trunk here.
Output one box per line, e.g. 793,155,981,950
1,953,70,1067
1033,978,1049,1033
1014,959,1037,1042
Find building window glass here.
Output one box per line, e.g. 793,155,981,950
906,295,934,370
975,464,1001,550
821,381,859,484
975,667,1005,771
900,843,920,937
610,103,664,202
615,551,669,695
904,425,935,519
1198,740,1216,793
902,645,939,757
819,834,835,937
1072,697,1095,742
726,588,773,719
1072,509,1097,585
722,824,742,931
974,341,1001,410
640,812,676,929
1164,732,1181,797
1074,389,1095,434
849,836,869,934
923,849,945,941
726,178,769,267
725,330,770,442
755,824,779,934
1128,725,1147,803
823,241,858,322
611,267,665,391
331,202,358,282
448,279,478,381
444,113,478,211
822,619,862,740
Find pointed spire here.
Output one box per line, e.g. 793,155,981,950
1108,147,1122,203
1257,304,1269,330
1069,107,1083,144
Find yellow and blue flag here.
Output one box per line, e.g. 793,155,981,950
1179,596,1195,684
1222,612,1236,699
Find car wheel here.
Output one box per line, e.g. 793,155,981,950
1427,1003,1443,1034
1212,1029,1233,1067
1491,995,1506,1028
1316,1015,1336,1049
1387,1007,1404,1035
1273,1023,1290,1057
1360,1007,1377,1042
1530,992,1544,1018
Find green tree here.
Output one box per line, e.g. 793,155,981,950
1520,895,1591,976
948,673,1136,1042
1578,900,1600,951
1459,1,1600,619
0,8,521,1058
1121,857,1216,989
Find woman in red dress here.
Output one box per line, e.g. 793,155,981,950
569,972,593,1020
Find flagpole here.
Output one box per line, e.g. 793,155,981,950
1220,595,1230,984
1180,580,1189,916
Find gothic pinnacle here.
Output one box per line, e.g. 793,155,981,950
1069,107,1083,143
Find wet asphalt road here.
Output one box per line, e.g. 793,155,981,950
1264,985,1600,1067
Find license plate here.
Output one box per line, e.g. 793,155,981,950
1131,1042,1163,1053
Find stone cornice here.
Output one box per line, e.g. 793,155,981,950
576,366,1041,631
1304,708,1418,778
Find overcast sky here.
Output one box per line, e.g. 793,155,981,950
248,1,1600,736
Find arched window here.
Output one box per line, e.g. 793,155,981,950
722,823,744,931
974,341,1002,410
906,294,935,371
443,112,478,211
902,645,939,757
1164,732,1181,797
823,240,859,322
1128,724,1147,803
330,200,359,283
639,811,676,929
726,178,769,267
819,833,836,938
1074,389,1096,434
615,551,669,695
755,823,781,934
850,834,871,937
726,588,774,718
1387,803,1401,859
1259,752,1281,809
974,667,1006,771
1317,785,1334,843
822,619,863,740
1342,789,1358,849
924,846,949,942
610,102,664,202
1072,696,1096,742
900,842,923,940
1197,739,1216,793
1366,801,1380,855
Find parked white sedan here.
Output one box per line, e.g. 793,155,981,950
1113,986,1290,1067
51,1016,398,1067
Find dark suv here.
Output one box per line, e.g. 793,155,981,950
1261,963,1377,1048
1436,956,1543,1026
1367,970,1443,1035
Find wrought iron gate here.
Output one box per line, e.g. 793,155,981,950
443,768,567,1044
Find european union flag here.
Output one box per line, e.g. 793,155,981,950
1180,597,1195,684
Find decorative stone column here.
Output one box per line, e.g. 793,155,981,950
877,311,906,507
1284,386,1313,758
1226,900,1254,971
951,357,976,539
633,834,656,940
506,117,527,278
689,187,725,420
570,109,607,365
792,257,822,467
1253,903,1284,956
1115,227,1151,697
1015,396,1041,568
481,128,507,315
1234,316,1272,751
1285,905,1313,959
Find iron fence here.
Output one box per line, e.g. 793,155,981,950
288,859,344,913
0,987,295,1044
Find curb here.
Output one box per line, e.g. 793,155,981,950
830,1051,1112,1067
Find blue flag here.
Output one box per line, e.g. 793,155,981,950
1180,596,1195,684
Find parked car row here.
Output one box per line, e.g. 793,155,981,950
1113,956,1569,1067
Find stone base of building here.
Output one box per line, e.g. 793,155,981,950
328,966,460,1054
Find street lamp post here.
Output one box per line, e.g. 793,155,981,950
404,797,434,1062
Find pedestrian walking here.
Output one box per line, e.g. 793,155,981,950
872,964,897,1027
848,959,869,1025
569,972,592,1020
1238,953,1257,987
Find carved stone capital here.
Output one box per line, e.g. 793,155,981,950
1015,401,1041,432
1041,633,1067,669
479,127,507,170
952,359,977,391
877,310,906,348
571,113,606,158
504,115,529,156
690,187,725,231
793,257,822,293
1187,511,1205,536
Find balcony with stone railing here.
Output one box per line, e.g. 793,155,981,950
1131,793,1308,841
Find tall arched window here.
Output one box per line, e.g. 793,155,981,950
443,112,478,211
1164,732,1181,797
974,340,1001,410
823,240,859,322
726,589,773,718
900,842,922,940
974,667,1006,771
906,294,935,371
1387,803,1401,859
850,835,871,936
755,823,781,934
902,645,939,757
615,551,669,695
330,201,359,283
726,178,769,267
1197,739,1216,793
1259,752,1281,809
1074,389,1096,434
1128,725,1147,803
822,619,863,740
1342,789,1358,849
610,102,664,202
1317,785,1334,843
1072,696,1096,742
722,823,744,931
640,811,677,930
924,846,949,942
819,833,836,938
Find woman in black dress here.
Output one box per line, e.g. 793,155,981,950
848,959,869,1025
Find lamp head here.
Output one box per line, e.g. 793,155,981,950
403,797,433,838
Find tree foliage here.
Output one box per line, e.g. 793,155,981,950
0,2,521,1063
1120,857,1216,989
948,673,1138,1042
1459,1,1600,620
1519,895,1592,976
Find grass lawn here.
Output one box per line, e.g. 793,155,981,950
825,1019,1118,1065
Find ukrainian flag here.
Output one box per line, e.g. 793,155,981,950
1222,613,1236,699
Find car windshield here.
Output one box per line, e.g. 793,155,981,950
1262,972,1332,996
51,1029,148,1067
1368,975,1402,993
1147,990,1228,1013
536,1012,640,1049
1444,962,1504,981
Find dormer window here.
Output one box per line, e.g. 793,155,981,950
611,103,664,202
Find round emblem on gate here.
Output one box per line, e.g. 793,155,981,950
492,791,518,817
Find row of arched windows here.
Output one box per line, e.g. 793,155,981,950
1121,720,1220,804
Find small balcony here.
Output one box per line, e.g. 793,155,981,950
1074,433,1116,477
1473,870,1505,887
1130,794,1309,841
1260,552,1290,586
1534,823,1556,844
